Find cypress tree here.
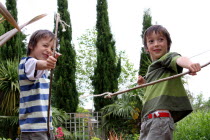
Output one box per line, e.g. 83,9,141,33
52,0,78,112
139,9,152,76
0,0,26,60
92,0,121,111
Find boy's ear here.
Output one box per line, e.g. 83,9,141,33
29,46,33,50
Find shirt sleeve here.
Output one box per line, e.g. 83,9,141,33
160,52,183,73
25,58,46,80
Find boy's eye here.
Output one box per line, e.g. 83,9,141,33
148,40,154,43
159,38,164,41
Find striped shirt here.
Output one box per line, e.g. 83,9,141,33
18,57,53,132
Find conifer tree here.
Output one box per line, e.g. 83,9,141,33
52,0,78,112
92,0,121,111
0,0,26,60
139,9,152,76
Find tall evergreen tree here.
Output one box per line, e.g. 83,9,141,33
52,0,78,112
0,0,26,60
92,0,121,111
138,9,152,76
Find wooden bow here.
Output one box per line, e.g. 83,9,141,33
103,61,210,98
47,13,60,136
80,61,210,99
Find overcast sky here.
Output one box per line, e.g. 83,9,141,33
1,0,210,108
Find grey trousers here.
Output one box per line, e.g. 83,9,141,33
20,131,55,140
139,117,174,140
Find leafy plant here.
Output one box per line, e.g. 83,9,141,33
91,137,100,140
101,89,143,136
174,110,210,140
0,60,19,115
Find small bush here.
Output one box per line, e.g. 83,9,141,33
173,110,210,140
0,138,12,140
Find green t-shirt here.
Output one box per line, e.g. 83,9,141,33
141,52,192,123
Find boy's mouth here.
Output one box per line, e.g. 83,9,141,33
43,54,49,59
153,49,161,53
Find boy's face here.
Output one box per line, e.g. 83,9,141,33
29,37,54,60
146,32,168,61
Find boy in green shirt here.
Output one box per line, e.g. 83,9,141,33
137,25,201,140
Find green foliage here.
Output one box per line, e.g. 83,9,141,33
53,0,78,113
141,9,152,39
0,0,26,60
91,137,100,140
76,28,97,99
117,51,138,90
0,138,12,140
0,115,18,139
52,107,68,127
174,110,210,140
76,106,89,113
101,89,143,135
138,47,151,76
76,28,137,108
0,60,19,115
139,9,152,76
0,107,71,139
92,0,121,111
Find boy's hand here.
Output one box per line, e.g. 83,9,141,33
188,63,201,75
46,56,57,69
46,52,62,69
137,75,146,85
176,57,201,76
54,52,62,59
36,52,61,70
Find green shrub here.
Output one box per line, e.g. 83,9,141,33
0,138,12,140
91,137,100,140
174,110,210,140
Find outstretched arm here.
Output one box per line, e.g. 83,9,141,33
176,56,201,75
36,52,61,70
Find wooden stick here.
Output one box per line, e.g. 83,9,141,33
104,61,210,98
47,13,60,136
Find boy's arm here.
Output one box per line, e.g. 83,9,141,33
36,53,61,70
176,56,201,75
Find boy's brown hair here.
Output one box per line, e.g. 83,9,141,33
143,25,172,51
27,30,56,56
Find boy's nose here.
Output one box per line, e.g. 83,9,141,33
154,40,159,46
46,48,53,55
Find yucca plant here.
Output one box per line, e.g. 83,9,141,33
0,60,19,116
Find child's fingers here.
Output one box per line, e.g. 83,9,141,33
54,52,62,59
190,63,201,73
